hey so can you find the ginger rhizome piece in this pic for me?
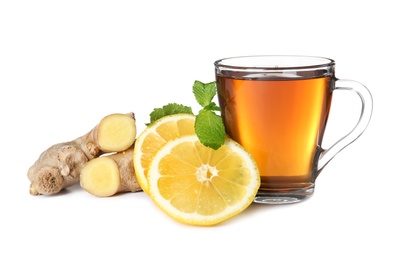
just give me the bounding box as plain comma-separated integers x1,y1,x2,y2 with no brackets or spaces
97,113,137,152
80,147,141,197
28,113,136,195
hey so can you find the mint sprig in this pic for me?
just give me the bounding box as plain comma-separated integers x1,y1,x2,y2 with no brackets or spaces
192,81,225,150
147,80,226,150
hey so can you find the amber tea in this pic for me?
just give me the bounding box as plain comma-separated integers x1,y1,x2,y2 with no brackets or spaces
214,55,373,204
217,76,332,193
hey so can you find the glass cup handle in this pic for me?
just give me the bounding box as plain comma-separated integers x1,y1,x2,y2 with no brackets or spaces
317,79,373,175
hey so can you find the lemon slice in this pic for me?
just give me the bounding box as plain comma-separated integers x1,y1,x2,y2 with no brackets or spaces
147,135,260,226
133,114,196,193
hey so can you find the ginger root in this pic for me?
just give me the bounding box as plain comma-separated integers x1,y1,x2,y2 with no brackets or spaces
80,147,141,197
97,113,137,153
28,113,136,195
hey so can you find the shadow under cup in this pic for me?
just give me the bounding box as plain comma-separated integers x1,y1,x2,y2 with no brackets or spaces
214,55,373,204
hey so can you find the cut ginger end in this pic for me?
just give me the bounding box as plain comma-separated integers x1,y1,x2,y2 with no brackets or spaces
80,157,121,197
98,113,137,152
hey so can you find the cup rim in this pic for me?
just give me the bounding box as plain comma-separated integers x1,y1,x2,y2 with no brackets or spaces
214,55,335,70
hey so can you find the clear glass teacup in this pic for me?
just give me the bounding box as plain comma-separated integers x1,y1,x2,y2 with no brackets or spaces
215,55,373,204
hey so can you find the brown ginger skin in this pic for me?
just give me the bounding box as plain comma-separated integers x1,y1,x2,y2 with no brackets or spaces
28,112,136,196
27,128,103,195
110,147,141,194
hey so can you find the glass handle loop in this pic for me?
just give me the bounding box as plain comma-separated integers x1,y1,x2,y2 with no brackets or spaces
317,79,373,175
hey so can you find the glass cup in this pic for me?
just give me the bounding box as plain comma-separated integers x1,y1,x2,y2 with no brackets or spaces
214,55,373,204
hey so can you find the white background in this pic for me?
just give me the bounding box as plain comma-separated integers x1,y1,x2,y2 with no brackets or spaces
1,1,397,259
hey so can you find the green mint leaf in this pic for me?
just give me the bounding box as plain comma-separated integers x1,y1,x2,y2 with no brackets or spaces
147,80,226,150
203,102,221,112
147,103,193,125
195,109,225,150
193,80,217,108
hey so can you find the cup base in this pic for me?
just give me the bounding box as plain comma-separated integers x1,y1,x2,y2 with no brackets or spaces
254,185,314,204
